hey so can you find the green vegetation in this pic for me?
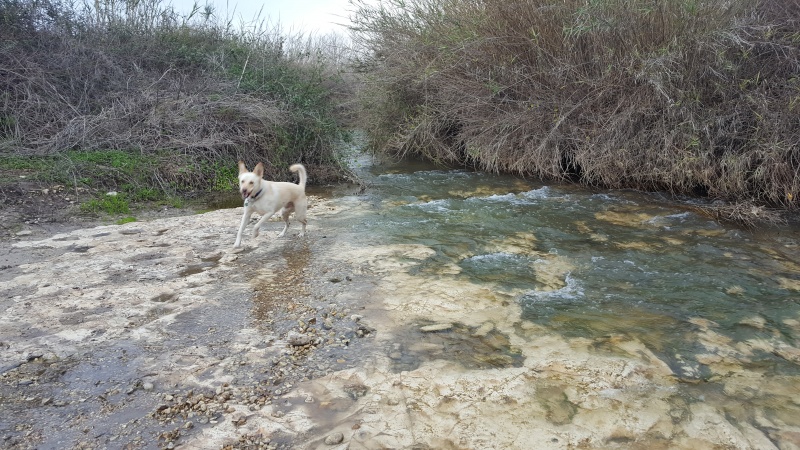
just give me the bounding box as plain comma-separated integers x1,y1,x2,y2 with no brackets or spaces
116,217,138,225
0,0,356,217
351,0,800,224
81,193,131,215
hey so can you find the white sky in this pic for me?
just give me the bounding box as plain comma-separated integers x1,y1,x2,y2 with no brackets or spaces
168,0,363,36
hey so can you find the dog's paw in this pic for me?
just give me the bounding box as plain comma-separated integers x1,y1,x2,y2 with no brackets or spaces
252,229,260,238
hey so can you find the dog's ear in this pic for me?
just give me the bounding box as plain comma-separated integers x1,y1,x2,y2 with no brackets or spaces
238,161,248,174
253,162,264,178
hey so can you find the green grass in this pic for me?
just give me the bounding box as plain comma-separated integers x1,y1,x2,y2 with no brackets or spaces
116,216,137,225
0,155,56,181
81,193,131,214
2,148,236,219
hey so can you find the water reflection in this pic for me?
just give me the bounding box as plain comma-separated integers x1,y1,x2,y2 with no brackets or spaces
251,240,312,323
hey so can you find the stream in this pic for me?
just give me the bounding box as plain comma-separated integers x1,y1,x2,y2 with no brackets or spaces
294,155,800,448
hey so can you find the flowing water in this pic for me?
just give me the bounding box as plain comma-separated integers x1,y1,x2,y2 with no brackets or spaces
297,155,800,448
348,157,799,371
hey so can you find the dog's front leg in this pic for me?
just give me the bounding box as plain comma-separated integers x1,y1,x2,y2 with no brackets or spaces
234,208,253,248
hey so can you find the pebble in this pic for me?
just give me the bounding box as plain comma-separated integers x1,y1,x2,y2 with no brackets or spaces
288,332,312,346
324,432,344,445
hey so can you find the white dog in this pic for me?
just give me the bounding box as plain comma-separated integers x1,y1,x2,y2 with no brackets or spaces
234,161,307,248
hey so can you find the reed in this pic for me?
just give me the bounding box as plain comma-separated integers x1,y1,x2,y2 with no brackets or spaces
351,0,800,223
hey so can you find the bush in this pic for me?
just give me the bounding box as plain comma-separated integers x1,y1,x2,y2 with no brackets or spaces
0,0,356,197
352,0,800,217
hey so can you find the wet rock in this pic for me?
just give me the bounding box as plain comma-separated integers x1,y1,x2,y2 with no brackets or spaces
420,323,453,332
738,316,767,330
473,321,495,337
343,383,369,400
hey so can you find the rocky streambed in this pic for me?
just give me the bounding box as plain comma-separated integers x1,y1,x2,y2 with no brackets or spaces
2,188,800,449
0,198,380,449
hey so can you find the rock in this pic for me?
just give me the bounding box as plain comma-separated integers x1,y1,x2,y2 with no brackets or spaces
343,384,369,400
324,432,344,445
473,321,495,337
287,332,313,346
420,323,453,332
231,411,248,426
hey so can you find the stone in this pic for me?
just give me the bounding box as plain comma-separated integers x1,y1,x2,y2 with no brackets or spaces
324,432,344,445
287,332,312,346
420,323,453,332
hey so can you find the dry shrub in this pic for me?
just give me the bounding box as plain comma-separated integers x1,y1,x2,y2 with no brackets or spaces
0,0,354,190
352,0,800,222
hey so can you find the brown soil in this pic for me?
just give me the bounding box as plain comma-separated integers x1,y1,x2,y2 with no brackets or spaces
0,175,96,239
0,174,205,273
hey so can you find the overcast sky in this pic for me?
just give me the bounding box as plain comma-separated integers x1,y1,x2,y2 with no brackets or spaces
167,0,365,35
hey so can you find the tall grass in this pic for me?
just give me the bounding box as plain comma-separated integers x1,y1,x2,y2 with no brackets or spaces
0,0,355,196
351,0,800,223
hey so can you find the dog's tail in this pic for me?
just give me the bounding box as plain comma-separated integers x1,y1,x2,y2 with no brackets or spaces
290,163,307,188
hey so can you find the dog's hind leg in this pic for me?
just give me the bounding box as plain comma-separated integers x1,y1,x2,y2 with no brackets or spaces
295,200,307,237
277,206,293,237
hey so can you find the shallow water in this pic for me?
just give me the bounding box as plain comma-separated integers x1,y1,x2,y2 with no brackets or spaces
310,157,800,441
345,158,799,371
